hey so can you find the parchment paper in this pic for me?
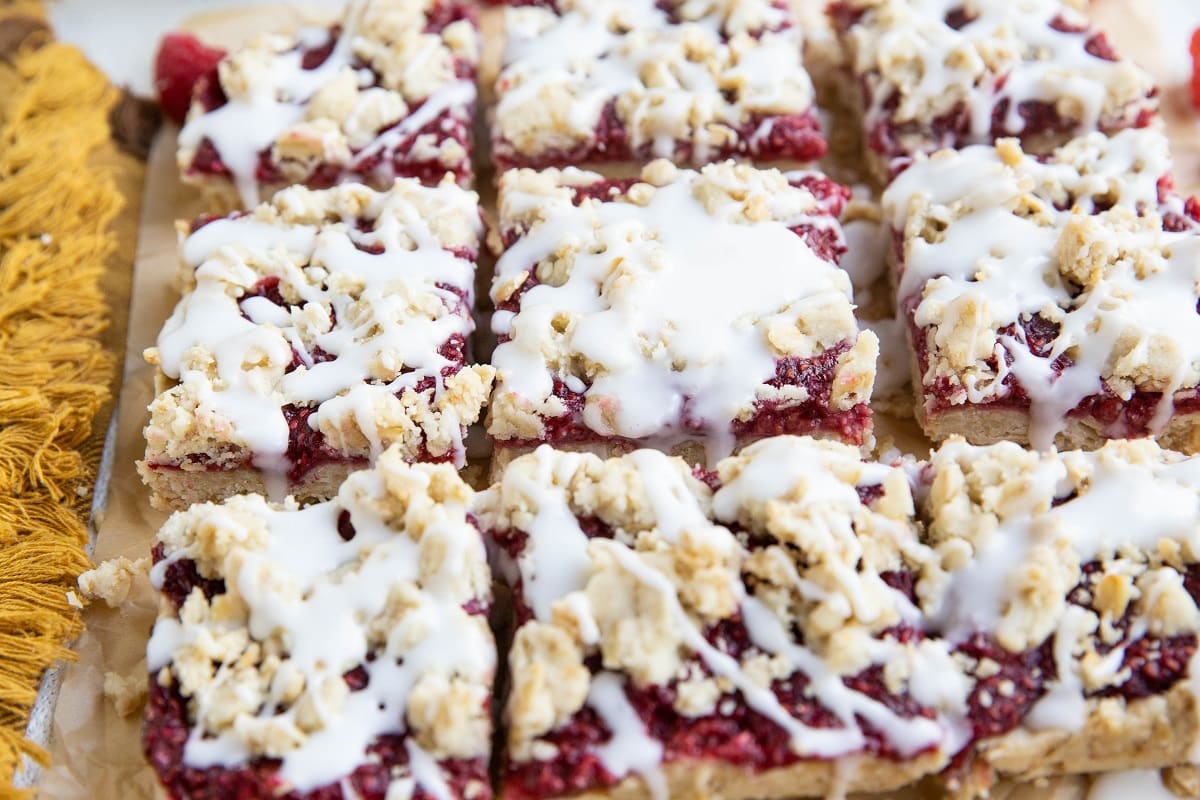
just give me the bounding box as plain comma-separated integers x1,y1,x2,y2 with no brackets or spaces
35,2,1200,797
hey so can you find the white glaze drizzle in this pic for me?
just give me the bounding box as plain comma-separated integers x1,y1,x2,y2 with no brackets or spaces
495,0,813,162
587,673,668,800
147,460,494,794
490,163,866,461
153,181,483,488
845,0,1155,155
882,129,1200,448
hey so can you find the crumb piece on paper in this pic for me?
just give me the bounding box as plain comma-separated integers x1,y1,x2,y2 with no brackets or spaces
104,669,148,718
78,556,151,608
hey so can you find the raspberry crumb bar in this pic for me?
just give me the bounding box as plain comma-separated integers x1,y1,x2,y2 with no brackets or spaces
487,159,878,464
491,0,826,173
829,0,1157,182
477,439,957,799
177,0,478,210
477,436,1200,799
881,130,1200,452
139,180,495,511
143,450,495,800
919,438,1200,794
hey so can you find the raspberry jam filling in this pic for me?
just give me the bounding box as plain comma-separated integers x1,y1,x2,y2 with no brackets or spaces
492,104,826,173
145,683,490,800
189,107,474,188
185,3,477,188
905,296,1200,436
501,624,934,800
492,339,870,450
492,455,1200,800
145,543,492,800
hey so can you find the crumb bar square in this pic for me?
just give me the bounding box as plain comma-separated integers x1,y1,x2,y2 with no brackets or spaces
178,0,479,210
487,159,877,464
491,0,826,173
881,130,1200,451
143,452,496,800
829,0,1157,182
477,439,955,800
138,180,495,511
918,438,1200,792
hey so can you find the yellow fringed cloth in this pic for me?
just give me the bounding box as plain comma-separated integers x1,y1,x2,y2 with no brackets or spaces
0,3,127,794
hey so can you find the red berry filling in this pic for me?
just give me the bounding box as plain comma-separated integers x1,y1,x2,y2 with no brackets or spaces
501,625,935,800
906,296,1200,436
154,32,227,126
1191,29,1200,109
493,104,826,173
491,335,869,450
151,543,225,610
943,561,1200,776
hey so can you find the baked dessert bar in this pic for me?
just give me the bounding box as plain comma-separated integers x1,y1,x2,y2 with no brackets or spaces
143,449,496,800
490,0,826,174
138,180,495,511
476,436,1200,799
829,0,1157,183
881,130,1200,452
477,438,958,799
487,159,878,465
177,0,478,210
919,438,1200,794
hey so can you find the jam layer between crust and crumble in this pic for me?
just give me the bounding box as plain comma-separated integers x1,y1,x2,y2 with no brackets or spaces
146,243,475,484
144,541,493,800
488,497,1200,800
492,174,871,450
491,105,827,174
904,305,1200,438
897,177,1200,438
184,0,477,189
829,3,1156,173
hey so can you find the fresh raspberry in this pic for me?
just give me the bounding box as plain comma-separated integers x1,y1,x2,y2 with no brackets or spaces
1191,28,1200,109
154,32,226,125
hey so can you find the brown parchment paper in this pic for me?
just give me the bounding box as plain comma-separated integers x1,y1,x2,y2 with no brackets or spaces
35,2,1200,798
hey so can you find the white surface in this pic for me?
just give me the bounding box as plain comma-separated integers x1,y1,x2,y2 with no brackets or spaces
47,0,345,95
1155,0,1200,83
